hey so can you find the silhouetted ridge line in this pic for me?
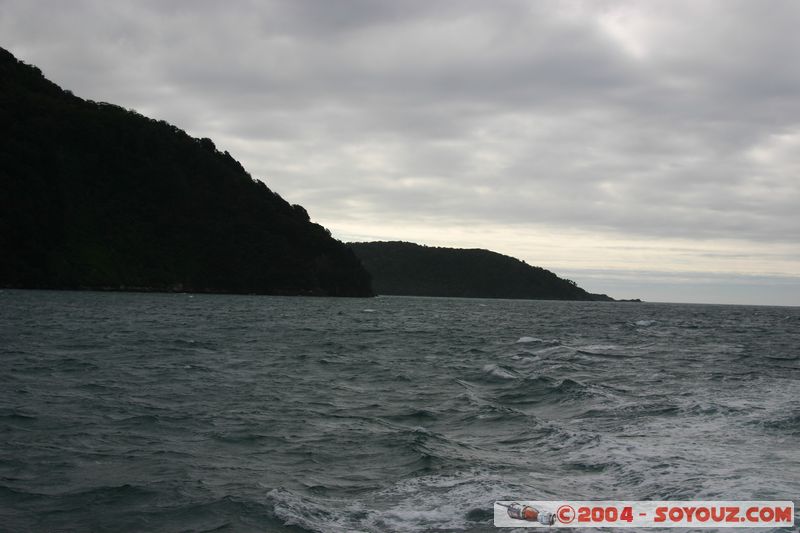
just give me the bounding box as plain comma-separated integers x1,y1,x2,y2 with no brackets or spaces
349,241,614,301
0,46,372,296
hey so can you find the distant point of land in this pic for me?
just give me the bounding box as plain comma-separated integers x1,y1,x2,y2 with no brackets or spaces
349,241,620,301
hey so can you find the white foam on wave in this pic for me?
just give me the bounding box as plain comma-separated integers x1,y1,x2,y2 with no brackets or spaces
531,345,573,357
370,473,540,531
511,354,539,364
578,344,619,354
269,471,527,532
634,319,655,327
268,488,368,533
481,364,517,380
517,336,561,347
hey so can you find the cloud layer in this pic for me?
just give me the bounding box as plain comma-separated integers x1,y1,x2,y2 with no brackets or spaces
2,0,799,303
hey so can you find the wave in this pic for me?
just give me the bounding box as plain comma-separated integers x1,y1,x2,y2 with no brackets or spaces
2,485,308,532
576,344,635,359
0,409,37,422
267,471,521,533
383,408,439,422
493,376,599,406
749,410,800,435
480,364,517,380
516,336,560,345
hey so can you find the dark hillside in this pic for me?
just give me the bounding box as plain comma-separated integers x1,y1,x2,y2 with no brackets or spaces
0,47,371,296
350,241,612,301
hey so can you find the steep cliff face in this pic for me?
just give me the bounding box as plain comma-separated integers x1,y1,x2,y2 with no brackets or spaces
350,241,613,301
0,47,372,296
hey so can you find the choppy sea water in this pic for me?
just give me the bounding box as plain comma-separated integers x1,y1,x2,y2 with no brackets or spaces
0,290,798,532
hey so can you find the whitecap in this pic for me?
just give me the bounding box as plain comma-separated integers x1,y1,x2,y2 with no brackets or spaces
482,364,517,380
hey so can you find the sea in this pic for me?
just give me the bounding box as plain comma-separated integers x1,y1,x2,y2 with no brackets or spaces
1,290,798,532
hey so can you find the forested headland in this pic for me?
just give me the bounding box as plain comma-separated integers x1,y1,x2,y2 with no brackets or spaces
350,241,614,301
0,47,372,296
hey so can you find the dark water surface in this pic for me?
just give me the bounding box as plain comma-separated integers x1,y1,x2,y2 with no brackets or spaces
1,290,798,532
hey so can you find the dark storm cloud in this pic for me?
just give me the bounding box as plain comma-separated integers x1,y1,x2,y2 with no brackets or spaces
2,0,800,247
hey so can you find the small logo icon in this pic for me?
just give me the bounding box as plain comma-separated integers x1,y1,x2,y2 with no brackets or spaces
557,504,576,524
498,502,556,525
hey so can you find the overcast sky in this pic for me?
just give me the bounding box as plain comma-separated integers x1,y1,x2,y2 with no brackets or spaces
3,0,799,305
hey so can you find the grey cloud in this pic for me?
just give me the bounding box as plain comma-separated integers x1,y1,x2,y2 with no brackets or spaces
2,0,800,246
